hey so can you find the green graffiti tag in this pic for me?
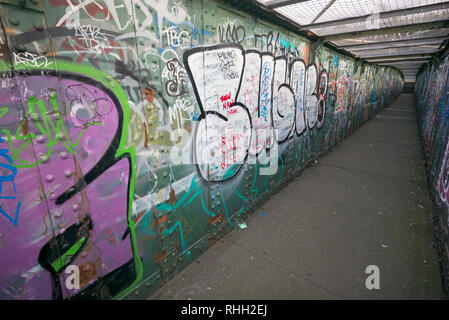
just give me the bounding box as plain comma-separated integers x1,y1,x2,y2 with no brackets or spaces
0,93,102,168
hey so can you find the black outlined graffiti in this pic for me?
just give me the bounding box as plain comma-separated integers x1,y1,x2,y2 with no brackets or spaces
0,70,139,300
218,24,246,44
183,43,328,182
162,58,188,97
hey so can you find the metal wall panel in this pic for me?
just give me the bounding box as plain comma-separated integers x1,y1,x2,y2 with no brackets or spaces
0,0,403,299
415,52,449,295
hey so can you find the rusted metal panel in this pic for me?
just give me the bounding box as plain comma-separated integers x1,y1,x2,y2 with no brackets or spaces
0,0,403,299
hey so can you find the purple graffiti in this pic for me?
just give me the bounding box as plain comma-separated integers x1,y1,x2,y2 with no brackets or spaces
0,72,135,300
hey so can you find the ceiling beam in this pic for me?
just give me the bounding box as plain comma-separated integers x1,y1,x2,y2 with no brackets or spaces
367,56,432,61
369,61,429,66
346,40,445,52
309,0,337,25
267,0,310,9
379,60,428,66
399,68,422,70
323,20,449,42
349,43,440,53
357,48,438,58
339,35,449,50
381,66,424,69
301,1,449,30
366,56,432,63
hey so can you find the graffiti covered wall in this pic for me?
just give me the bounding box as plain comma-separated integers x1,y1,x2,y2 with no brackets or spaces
0,0,403,299
415,50,449,295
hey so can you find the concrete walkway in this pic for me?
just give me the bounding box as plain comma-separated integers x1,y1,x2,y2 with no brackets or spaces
148,94,444,300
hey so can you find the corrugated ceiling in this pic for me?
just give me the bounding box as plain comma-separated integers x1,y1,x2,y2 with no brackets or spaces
253,0,449,82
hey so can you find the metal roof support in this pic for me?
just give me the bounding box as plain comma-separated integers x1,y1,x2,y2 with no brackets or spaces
267,0,311,9
323,20,449,42
359,52,437,59
309,0,337,25
379,60,429,66
351,43,440,54
368,60,430,65
226,0,358,58
437,39,449,57
431,55,443,68
347,43,443,52
340,36,449,50
417,63,431,77
353,58,363,74
300,1,449,30
366,55,433,63
309,37,325,64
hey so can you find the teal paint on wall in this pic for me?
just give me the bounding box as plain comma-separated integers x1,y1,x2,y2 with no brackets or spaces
0,0,403,299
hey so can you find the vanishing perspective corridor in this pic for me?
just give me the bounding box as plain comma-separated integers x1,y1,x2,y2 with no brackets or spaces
1,0,449,301
149,94,444,299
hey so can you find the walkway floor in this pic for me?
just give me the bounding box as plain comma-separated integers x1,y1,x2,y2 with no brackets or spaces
148,94,444,300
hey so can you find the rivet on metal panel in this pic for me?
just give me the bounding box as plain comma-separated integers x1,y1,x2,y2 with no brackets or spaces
33,21,42,29
8,16,19,26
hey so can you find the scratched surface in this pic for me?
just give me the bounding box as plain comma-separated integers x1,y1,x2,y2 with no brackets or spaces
415,51,449,296
0,0,403,299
